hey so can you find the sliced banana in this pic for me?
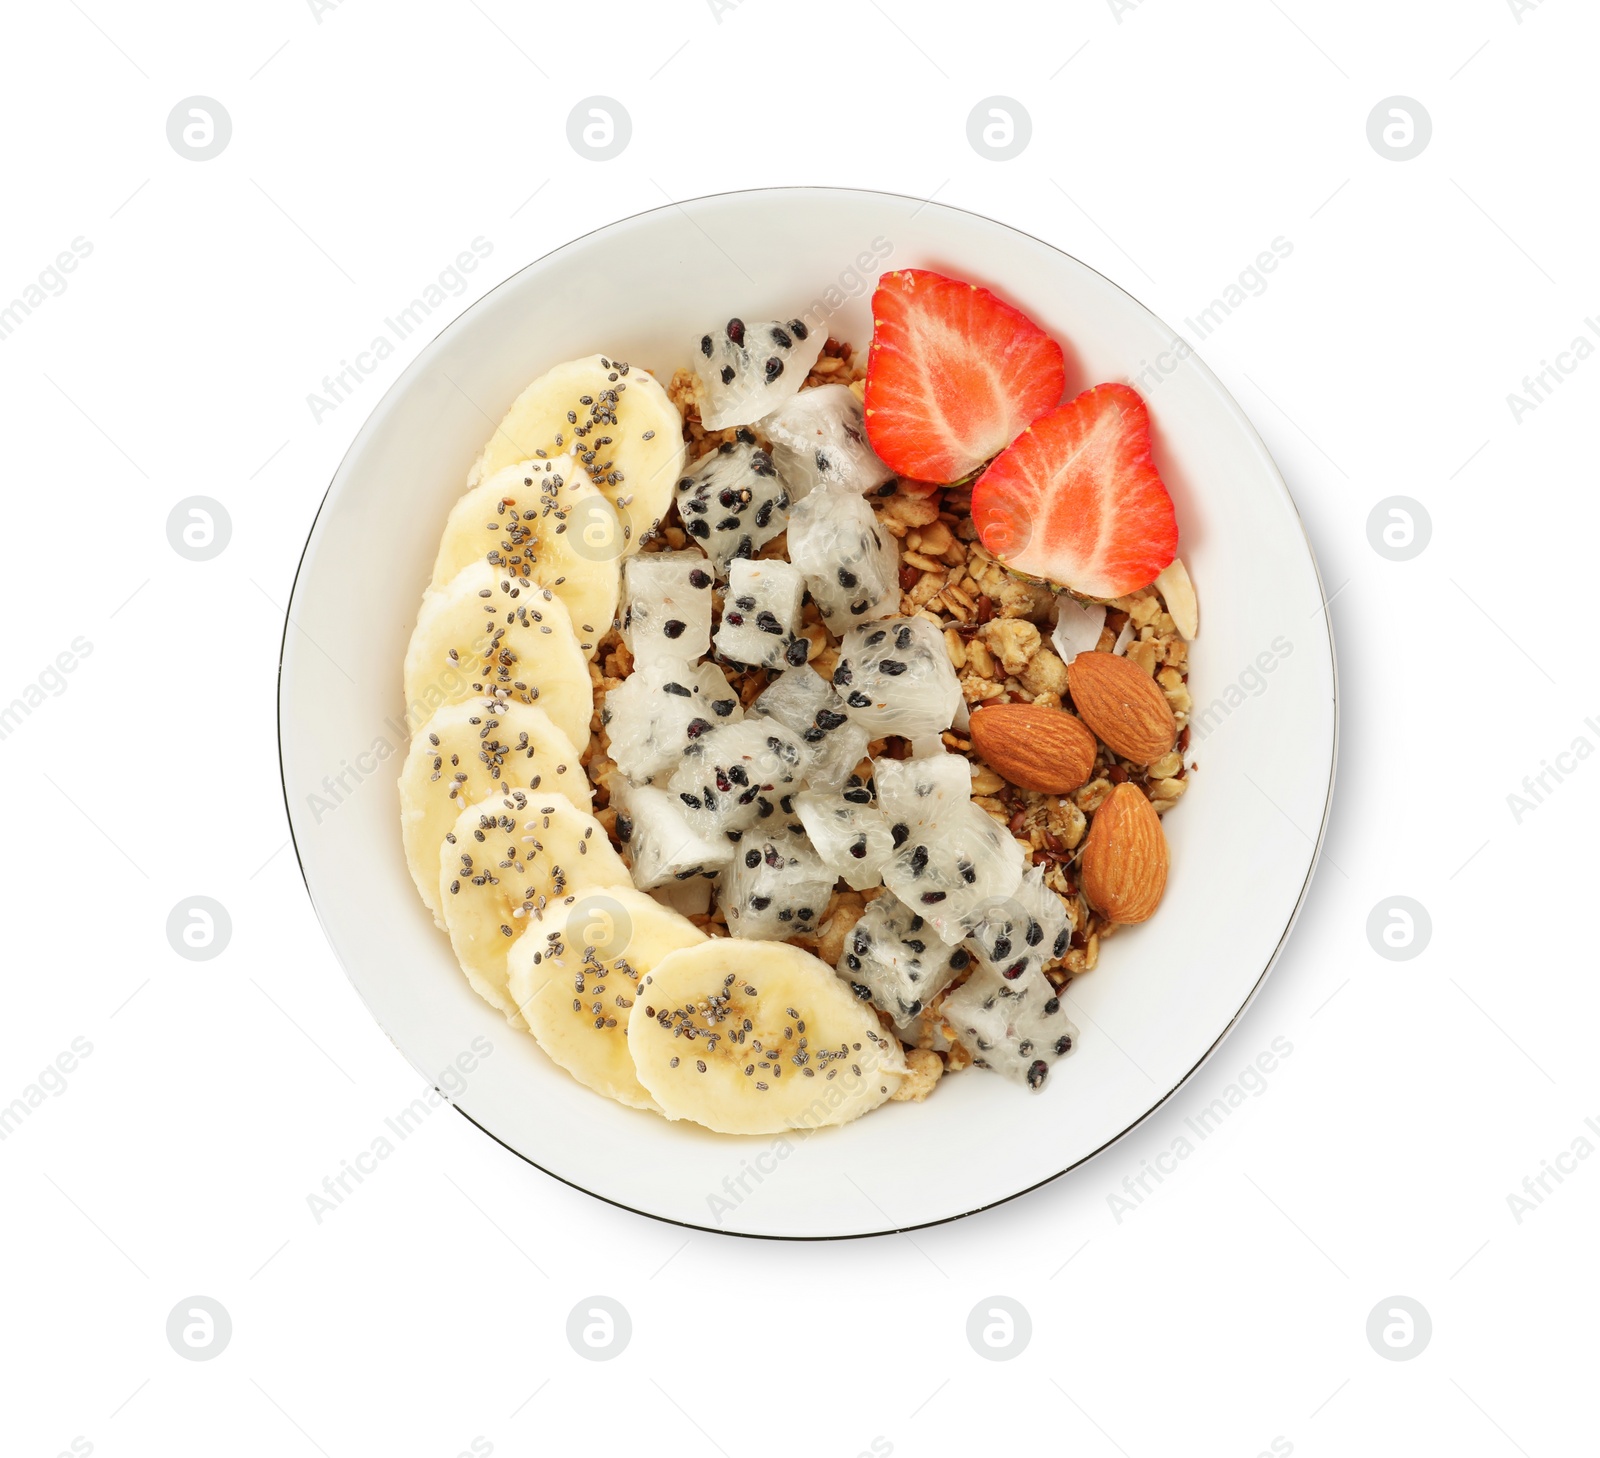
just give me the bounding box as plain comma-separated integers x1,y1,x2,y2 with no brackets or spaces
437,789,629,1025
429,456,621,660
467,355,685,556
508,885,705,1110
403,560,593,754
398,699,590,924
628,940,906,1135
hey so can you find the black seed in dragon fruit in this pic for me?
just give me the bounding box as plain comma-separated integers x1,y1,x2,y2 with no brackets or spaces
674,431,792,578
786,486,899,631
942,962,1079,1091
758,382,894,497
602,657,742,785
751,665,871,793
794,788,894,892
666,719,807,842
832,617,962,739
622,549,714,660
613,782,733,888
835,892,973,1028
881,798,1025,946
717,828,835,941
967,865,1071,982
712,558,809,670
693,316,826,430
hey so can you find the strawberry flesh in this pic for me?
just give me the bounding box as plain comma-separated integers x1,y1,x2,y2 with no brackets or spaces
970,383,1178,600
865,269,1065,483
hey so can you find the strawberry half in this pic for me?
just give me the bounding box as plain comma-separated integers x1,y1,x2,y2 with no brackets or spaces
970,383,1178,599
864,268,1066,483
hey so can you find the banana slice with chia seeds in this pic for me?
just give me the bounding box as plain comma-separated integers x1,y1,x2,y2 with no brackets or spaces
438,789,629,1026
403,560,594,754
628,939,906,1135
398,699,590,924
507,885,705,1111
430,456,621,660
467,355,684,556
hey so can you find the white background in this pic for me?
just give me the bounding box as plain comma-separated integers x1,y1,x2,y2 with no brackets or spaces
1,1,1594,1454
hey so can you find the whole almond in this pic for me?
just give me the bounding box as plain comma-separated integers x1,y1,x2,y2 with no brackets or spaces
1081,782,1168,924
1066,651,1177,765
968,702,1098,793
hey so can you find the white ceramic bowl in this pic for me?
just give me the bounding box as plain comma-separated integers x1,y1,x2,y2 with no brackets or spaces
278,187,1336,1239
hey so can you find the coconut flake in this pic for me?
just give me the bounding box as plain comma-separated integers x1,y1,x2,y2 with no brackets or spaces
1052,594,1107,664
1154,558,1199,640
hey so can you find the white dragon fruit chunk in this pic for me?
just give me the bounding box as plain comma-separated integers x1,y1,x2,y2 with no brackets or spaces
967,865,1071,984
942,963,1079,1091
614,783,733,888
881,798,1025,946
693,316,826,430
832,617,961,740
602,657,743,785
758,383,894,497
666,719,807,843
794,789,894,892
713,558,809,670
649,875,712,918
623,550,714,659
675,431,791,577
786,486,899,631
1051,593,1108,664
835,893,974,1028
874,751,973,843
752,666,870,793
717,829,835,941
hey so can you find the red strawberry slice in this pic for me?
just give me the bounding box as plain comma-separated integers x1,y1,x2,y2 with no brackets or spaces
865,269,1066,483
970,383,1178,599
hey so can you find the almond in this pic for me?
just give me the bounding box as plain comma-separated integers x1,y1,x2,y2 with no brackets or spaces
968,702,1097,793
1080,782,1168,924
1065,651,1177,765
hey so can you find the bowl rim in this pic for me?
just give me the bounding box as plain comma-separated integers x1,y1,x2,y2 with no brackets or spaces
275,183,1340,1240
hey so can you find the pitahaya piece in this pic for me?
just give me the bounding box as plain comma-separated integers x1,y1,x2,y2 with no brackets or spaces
751,666,870,793
623,550,714,659
942,963,1079,1091
786,486,899,631
836,893,973,1027
873,751,973,841
794,789,893,891
717,828,835,940
713,557,809,670
675,431,791,577
614,782,732,888
967,865,1071,983
881,799,1025,945
667,719,807,842
602,657,742,784
649,874,712,918
693,317,826,430
759,383,894,496
832,617,961,739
